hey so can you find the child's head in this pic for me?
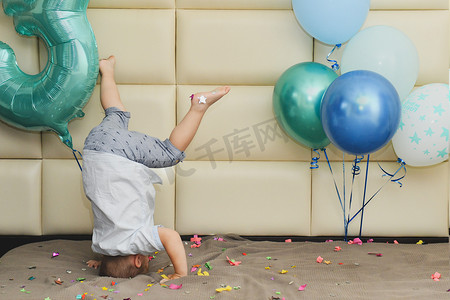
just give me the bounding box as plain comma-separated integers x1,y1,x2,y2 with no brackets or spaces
99,254,149,278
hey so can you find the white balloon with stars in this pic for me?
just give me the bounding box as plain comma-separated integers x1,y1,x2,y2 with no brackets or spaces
392,83,450,167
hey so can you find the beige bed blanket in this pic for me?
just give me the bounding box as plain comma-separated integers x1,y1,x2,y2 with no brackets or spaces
0,235,448,299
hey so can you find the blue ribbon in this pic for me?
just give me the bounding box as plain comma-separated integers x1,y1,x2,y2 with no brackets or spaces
378,158,406,187
349,158,407,225
323,148,348,240
359,155,370,238
310,149,321,169
65,139,83,171
352,155,364,175
72,149,83,172
347,155,364,239
326,44,341,71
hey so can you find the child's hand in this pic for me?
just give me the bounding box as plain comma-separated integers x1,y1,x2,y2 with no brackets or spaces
160,273,186,283
87,259,101,269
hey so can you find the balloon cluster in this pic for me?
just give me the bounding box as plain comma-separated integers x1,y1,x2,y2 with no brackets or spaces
274,0,449,167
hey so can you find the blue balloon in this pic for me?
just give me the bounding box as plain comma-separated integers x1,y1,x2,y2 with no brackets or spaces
292,0,370,45
321,70,401,155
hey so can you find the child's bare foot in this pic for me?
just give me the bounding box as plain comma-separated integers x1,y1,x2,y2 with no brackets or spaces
160,273,186,284
99,55,116,76
190,86,230,112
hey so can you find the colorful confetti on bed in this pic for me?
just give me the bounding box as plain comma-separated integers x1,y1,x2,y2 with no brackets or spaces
0,235,447,299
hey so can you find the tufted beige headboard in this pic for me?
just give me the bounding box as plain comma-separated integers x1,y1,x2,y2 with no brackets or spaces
0,0,448,239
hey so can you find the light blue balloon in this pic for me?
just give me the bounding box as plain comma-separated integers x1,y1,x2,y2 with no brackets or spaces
0,0,99,149
292,0,370,45
341,25,419,102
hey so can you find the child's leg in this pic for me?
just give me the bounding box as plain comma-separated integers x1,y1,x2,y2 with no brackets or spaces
158,227,188,282
99,55,126,112
169,86,230,151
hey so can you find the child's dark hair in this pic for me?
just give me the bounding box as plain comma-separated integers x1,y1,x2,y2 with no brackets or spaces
99,255,146,278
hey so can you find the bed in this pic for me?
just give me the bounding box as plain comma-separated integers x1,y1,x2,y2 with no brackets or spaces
0,235,448,299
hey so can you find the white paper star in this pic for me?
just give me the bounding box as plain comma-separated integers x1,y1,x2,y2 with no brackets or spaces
198,95,207,104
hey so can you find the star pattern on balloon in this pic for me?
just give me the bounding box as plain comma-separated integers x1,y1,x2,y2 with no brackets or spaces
416,93,428,101
437,147,448,158
433,104,445,116
440,127,449,141
409,132,421,144
424,128,434,137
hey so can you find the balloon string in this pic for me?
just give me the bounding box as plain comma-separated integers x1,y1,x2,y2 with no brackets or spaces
326,44,341,71
352,155,364,175
65,140,83,172
359,154,370,238
323,148,348,240
347,155,363,239
378,158,407,187
72,149,83,172
310,149,321,169
342,152,347,239
348,159,406,224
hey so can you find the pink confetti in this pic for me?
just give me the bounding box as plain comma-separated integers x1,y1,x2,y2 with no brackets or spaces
334,246,342,252
348,238,362,245
353,238,363,245
137,293,143,296
394,240,399,244
190,266,198,273
190,235,202,248
367,239,374,243
316,256,323,263
325,240,333,242
298,284,307,291
169,284,183,290
431,272,441,281
368,252,383,257
226,256,241,266
271,277,274,280
190,235,202,244
285,239,292,243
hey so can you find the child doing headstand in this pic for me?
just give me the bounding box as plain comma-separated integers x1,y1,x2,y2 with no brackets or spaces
83,56,230,280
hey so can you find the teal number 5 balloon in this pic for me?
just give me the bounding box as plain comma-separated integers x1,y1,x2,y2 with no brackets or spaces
0,0,99,149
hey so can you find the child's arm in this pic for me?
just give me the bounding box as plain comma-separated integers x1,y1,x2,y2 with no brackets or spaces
158,227,187,282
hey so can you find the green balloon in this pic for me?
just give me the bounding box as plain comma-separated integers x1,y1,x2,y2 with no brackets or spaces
273,62,337,149
0,0,99,149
